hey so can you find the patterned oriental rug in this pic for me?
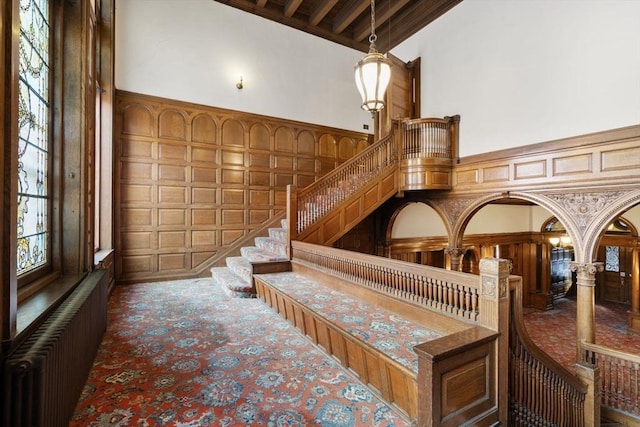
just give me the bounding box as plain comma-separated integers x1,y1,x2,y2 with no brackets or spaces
522,296,640,371
71,279,412,427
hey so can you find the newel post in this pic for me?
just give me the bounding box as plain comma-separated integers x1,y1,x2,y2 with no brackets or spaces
478,257,511,424
445,114,460,163
286,185,297,260
574,362,601,426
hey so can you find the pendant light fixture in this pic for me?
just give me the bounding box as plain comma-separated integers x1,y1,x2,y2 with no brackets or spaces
354,0,391,113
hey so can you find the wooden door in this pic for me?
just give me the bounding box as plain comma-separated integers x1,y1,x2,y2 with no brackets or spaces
376,54,420,140
598,245,632,303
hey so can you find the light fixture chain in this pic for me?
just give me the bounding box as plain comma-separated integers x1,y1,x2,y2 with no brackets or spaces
369,0,377,47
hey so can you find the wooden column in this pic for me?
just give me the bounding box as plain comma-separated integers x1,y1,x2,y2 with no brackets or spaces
629,247,640,334
444,247,464,272
570,262,604,363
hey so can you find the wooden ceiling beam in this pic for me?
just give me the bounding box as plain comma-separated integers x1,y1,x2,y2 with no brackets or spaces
284,0,303,18
212,0,462,53
309,0,339,26
375,0,462,52
332,0,369,35
352,0,410,43
213,0,369,51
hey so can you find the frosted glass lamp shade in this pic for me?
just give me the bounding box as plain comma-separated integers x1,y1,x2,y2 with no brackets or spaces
354,52,391,113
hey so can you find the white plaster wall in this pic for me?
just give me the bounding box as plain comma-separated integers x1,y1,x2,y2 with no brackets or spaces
392,0,640,157
115,0,373,133
391,203,447,238
465,205,536,235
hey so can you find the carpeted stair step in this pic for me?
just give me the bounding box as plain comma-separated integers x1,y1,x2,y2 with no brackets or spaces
268,227,287,242
240,246,284,262
212,217,291,299
254,236,288,258
225,256,253,284
210,266,255,298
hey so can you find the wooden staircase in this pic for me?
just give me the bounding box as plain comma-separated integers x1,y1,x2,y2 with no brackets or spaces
289,115,460,247
210,219,290,298
211,115,461,297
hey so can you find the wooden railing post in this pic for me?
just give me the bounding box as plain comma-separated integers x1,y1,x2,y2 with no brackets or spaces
445,114,460,163
574,361,601,426
286,185,297,259
478,257,511,424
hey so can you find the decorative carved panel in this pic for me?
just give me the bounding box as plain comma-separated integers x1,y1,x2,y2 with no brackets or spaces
115,91,371,283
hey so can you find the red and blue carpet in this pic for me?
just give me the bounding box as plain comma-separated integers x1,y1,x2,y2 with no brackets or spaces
522,297,640,371
71,278,411,426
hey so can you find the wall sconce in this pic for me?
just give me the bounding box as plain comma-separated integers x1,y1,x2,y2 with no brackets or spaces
236,76,243,90
560,236,572,246
549,237,560,247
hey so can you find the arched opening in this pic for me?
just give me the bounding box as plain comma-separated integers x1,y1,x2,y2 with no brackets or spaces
541,216,576,301
595,215,638,305
524,209,640,370
386,202,448,267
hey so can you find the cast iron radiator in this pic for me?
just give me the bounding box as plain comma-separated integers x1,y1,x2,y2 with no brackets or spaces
3,269,108,427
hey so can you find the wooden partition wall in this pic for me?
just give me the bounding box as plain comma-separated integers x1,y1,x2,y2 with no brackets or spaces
114,91,371,284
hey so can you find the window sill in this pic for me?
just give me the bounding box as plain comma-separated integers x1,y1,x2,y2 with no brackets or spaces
16,273,86,341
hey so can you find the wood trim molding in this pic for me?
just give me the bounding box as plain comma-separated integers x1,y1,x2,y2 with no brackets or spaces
453,125,640,194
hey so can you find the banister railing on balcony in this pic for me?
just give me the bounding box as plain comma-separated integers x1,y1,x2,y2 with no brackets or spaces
397,115,460,191
400,116,457,160
582,341,640,422
292,240,480,323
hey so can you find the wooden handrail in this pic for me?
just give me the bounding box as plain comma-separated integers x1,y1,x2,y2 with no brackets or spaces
293,131,397,235
291,240,480,323
508,279,590,426
288,115,459,239
582,341,640,417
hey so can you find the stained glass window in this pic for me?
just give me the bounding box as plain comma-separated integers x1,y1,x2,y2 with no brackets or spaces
605,246,619,272
17,0,50,276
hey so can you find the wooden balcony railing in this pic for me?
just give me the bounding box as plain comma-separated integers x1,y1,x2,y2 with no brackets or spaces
291,240,480,323
397,115,460,191
400,116,458,160
582,341,640,423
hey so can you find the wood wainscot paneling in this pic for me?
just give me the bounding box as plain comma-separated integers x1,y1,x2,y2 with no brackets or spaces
453,125,640,193
115,91,371,283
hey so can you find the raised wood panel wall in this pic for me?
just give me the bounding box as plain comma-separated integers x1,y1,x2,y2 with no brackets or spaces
115,91,371,283
453,126,640,193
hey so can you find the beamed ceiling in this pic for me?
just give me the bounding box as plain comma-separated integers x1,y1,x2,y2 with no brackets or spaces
213,0,463,52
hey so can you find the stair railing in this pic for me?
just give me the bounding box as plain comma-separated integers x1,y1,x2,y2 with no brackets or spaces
508,280,599,426
287,116,460,239
290,129,398,237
